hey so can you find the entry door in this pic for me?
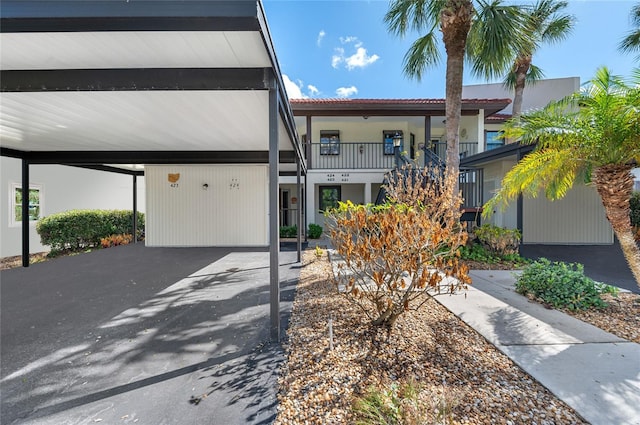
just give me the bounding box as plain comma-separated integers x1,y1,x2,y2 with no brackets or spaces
280,189,289,226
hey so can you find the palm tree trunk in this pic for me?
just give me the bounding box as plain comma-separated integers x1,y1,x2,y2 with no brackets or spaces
594,164,640,288
441,0,473,184
511,55,531,119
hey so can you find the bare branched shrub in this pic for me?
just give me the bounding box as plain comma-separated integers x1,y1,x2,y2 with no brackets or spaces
326,165,470,329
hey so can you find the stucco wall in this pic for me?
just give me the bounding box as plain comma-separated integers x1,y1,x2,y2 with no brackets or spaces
462,77,580,115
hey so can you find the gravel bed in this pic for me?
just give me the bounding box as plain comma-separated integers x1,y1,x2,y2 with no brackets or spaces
558,292,640,344
275,250,588,424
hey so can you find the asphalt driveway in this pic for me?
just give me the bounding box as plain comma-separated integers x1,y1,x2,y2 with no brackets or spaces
1,244,299,425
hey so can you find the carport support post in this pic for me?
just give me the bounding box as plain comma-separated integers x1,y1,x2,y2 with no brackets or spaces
296,157,302,262
304,173,308,243
21,159,30,267
268,77,280,341
132,174,138,243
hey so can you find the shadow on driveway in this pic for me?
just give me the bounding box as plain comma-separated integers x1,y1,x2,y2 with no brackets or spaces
1,244,299,425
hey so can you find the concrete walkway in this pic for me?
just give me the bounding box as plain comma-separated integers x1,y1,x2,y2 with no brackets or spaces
438,270,640,425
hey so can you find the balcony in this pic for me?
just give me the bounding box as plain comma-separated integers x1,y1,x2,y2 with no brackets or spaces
308,141,479,170
309,142,396,169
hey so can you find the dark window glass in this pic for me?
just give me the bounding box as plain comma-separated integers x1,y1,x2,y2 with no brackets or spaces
320,131,340,155
486,131,504,151
383,131,403,155
319,186,341,212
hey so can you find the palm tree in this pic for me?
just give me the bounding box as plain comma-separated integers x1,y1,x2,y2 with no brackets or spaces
484,67,640,287
505,0,574,118
619,2,640,60
385,0,531,178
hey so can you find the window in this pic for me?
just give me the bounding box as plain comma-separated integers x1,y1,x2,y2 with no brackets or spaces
319,186,341,212
383,130,403,155
486,130,504,151
320,130,340,155
10,183,42,226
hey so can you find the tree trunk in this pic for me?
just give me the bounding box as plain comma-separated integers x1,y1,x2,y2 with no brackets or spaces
372,307,400,330
593,164,640,288
511,55,531,119
441,0,473,185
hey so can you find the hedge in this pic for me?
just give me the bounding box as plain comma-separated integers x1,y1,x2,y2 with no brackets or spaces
36,209,144,252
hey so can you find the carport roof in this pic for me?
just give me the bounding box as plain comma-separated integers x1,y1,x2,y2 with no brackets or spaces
0,0,304,170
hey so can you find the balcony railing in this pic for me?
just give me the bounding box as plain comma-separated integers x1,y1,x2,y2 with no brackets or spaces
460,167,483,209
310,142,398,169
429,141,479,159
309,141,480,170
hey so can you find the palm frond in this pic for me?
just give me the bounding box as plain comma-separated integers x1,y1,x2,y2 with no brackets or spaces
468,0,532,79
540,14,574,43
384,0,443,37
483,148,578,216
403,33,441,81
502,100,579,145
619,2,640,55
525,64,545,84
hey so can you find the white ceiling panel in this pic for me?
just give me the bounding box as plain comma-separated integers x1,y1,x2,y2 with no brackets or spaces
0,90,272,151
0,31,271,70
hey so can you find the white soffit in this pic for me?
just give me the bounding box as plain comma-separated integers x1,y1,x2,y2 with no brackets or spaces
0,91,271,151
0,31,271,70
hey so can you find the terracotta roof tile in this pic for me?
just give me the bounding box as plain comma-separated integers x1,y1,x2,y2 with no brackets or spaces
486,113,512,121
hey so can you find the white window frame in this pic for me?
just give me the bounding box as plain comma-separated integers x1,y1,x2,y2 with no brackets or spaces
9,182,43,227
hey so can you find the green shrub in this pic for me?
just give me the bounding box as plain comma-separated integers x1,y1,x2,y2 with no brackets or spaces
459,243,500,263
630,191,640,227
516,258,618,310
308,223,323,239
459,242,529,266
36,209,144,253
279,225,298,238
474,224,521,256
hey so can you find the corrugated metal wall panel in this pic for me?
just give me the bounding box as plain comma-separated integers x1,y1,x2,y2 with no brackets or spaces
523,183,613,244
145,165,268,247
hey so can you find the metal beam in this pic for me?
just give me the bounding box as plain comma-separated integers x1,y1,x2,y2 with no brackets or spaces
424,116,431,167
268,74,280,342
65,164,144,176
21,159,30,267
2,148,299,165
1,68,269,92
1,16,260,33
1,1,261,32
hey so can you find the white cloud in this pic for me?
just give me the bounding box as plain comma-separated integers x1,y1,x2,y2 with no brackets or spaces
345,47,380,70
331,37,380,71
317,30,326,46
331,47,344,69
335,86,358,98
282,74,307,99
340,36,358,44
308,85,319,96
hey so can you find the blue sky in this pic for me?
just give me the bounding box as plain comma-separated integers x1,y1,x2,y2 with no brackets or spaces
263,0,639,99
